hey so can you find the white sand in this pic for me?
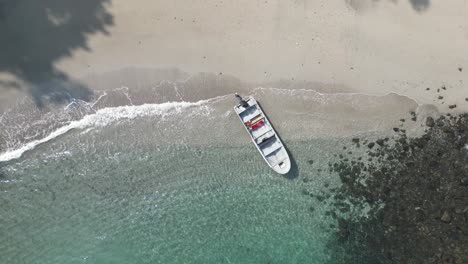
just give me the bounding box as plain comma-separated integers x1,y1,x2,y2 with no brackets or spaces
52,0,468,109
0,0,466,111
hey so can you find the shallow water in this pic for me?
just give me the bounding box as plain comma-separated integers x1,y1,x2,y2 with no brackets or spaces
1,138,342,263
0,85,423,263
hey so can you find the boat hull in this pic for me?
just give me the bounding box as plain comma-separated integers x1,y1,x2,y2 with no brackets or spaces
234,96,291,174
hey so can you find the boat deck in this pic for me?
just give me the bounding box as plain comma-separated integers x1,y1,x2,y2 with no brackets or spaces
261,140,282,157
234,96,291,174
238,104,272,139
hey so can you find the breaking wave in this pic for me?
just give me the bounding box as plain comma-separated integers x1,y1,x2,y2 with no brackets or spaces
0,96,226,162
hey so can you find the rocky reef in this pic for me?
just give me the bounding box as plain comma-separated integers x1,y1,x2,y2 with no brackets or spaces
326,113,468,263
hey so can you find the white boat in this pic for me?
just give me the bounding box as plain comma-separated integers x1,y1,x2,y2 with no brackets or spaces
234,94,291,174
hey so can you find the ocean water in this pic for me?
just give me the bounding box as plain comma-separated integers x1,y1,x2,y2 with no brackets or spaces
0,86,422,263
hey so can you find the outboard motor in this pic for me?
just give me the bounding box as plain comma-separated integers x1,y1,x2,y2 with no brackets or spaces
235,93,249,107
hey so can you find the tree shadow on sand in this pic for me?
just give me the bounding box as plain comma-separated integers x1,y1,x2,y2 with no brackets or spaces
408,0,430,12
346,0,430,13
0,0,114,107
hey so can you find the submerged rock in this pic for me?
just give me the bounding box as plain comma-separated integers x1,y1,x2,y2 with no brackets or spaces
376,139,385,147
441,210,452,223
426,117,435,127
325,113,468,264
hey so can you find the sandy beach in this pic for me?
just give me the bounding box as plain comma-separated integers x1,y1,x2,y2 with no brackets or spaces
1,0,467,110
60,0,468,106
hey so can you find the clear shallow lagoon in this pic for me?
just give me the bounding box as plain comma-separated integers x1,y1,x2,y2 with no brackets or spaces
0,87,419,263
1,141,339,263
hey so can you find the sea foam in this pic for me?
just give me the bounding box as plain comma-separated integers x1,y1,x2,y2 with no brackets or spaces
0,99,218,162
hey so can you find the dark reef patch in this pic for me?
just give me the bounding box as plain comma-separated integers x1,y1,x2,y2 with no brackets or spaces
325,114,468,264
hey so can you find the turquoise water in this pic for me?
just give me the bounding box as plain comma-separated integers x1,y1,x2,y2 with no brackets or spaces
0,87,418,263
1,122,344,263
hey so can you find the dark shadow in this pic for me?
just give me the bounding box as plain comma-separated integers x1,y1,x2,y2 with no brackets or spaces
0,0,114,107
282,144,299,180
408,0,430,12
345,0,430,13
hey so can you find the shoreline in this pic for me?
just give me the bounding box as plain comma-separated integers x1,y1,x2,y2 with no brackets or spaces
0,81,426,161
